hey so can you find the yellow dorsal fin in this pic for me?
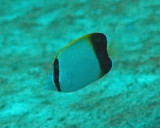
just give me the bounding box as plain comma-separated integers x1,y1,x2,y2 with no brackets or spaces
55,33,91,59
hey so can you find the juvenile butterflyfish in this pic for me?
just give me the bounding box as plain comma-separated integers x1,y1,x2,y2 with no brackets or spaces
44,33,112,92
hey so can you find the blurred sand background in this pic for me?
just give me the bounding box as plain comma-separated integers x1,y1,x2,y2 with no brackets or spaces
0,0,160,128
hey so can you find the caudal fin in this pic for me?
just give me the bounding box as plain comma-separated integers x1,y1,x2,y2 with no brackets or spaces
107,29,126,64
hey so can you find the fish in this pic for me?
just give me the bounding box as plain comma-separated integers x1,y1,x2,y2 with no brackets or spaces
44,33,112,92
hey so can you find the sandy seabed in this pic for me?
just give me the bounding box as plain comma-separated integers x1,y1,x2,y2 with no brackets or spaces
0,0,160,128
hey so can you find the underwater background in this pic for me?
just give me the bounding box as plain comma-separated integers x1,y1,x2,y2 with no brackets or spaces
0,0,160,128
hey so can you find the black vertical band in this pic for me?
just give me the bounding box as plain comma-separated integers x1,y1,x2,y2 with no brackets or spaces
90,33,112,76
53,59,61,92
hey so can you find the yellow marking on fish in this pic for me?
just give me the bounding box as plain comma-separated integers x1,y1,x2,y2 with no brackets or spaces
55,34,92,59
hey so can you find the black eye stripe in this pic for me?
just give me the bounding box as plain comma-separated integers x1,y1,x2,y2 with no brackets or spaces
53,59,61,92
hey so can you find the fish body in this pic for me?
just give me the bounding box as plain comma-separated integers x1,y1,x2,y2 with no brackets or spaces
44,33,112,92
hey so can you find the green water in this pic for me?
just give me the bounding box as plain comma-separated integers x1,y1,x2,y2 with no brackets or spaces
0,0,160,128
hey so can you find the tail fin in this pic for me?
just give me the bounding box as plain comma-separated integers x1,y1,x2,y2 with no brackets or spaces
107,28,126,66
